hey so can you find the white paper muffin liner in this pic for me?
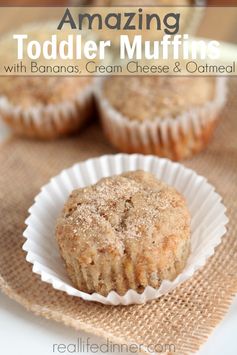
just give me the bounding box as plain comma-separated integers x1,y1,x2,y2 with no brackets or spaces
95,77,228,160
23,154,228,305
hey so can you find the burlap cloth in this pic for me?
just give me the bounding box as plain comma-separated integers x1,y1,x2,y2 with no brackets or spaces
0,79,237,355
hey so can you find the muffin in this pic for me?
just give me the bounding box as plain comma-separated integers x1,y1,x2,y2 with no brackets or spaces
0,76,94,139
95,76,227,160
0,22,96,139
56,170,191,296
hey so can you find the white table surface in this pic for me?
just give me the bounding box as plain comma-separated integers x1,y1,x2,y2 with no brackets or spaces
0,120,236,355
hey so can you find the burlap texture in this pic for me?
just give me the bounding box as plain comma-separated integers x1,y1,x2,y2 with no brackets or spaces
0,79,237,355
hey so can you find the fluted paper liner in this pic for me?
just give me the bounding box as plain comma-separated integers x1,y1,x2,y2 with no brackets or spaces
23,154,228,305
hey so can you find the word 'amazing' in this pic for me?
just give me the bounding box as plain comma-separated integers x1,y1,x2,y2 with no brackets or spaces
57,8,180,35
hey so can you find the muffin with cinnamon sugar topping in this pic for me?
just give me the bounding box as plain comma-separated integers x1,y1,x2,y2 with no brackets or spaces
95,76,227,160
0,21,95,139
0,76,94,139
56,170,191,296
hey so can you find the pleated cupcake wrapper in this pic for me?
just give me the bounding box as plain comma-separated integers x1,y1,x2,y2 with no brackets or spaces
23,154,228,305
0,83,94,139
95,78,228,159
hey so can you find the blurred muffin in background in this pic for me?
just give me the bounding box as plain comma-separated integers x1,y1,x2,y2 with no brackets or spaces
95,76,227,161
0,21,97,140
0,76,94,139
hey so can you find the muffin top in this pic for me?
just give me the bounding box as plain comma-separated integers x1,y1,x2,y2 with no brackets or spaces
0,77,92,108
102,77,215,121
56,170,190,264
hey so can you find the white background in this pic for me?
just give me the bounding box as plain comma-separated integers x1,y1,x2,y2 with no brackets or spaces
0,121,236,355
